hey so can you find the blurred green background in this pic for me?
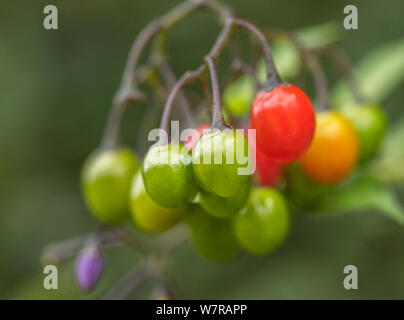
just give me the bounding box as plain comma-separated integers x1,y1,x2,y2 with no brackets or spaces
1,0,404,299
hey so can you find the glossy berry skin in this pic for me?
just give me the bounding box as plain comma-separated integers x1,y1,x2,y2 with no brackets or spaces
300,111,359,185
81,148,138,224
184,123,210,151
199,176,251,219
192,128,251,198
247,128,283,186
142,143,197,208
223,75,255,117
232,188,290,255
130,171,186,233
342,103,387,162
186,205,240,262
250,84,316,163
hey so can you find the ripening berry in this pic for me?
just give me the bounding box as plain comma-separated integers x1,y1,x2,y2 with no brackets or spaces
300,111,359,184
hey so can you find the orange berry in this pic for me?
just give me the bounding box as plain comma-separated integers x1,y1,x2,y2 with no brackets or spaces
300,111,358,185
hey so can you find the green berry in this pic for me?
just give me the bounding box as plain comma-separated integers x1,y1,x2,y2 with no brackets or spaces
130,171,186,233
199,176,251,218
232,188,290,255
81,148,138,224
186,206,240,262
223,75,255,117
342,103,387,162
192,128,251,198
142,143,197,208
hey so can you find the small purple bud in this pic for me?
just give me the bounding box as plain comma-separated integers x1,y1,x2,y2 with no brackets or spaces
75,246,103,292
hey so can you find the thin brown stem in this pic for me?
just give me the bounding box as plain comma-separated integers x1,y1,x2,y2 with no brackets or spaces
232,18,281,89
40,228,125,265
160,16,281,132
160,19,233,133
103,265,149,300
116,0,206,104
206,57,225,128
266,28,329,109
101,0,207,149
158,60,195,127
160,66,206,133
103,0,280,147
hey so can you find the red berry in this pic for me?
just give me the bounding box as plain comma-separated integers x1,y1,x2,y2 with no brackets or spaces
256,148,283,186
250,84,316,163
184,123,210,151
248,129,283,186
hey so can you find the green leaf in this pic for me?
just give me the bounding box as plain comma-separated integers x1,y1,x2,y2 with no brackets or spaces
313,172,404,226
332,38,404,107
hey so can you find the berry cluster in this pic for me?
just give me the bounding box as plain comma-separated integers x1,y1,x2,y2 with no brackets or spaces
43,0,389,297
82,82,302,261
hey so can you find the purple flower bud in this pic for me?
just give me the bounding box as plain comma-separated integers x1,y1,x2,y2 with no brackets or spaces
75,246,103,292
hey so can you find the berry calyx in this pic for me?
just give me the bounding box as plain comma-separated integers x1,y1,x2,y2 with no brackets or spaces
300,111,359,185
250,84,316,163
130,171,186,233
81,148,138,224
192,128,251,198
232,188,290,255
142,142,197,208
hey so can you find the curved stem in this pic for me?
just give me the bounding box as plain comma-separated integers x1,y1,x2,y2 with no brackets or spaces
40,228,126,265
160,19,233,133
158,60,195,127
102,0,280,147
103,265,149,300
100,103,128,149
266,28,329,109
101,0,207,149
116,0,205,104
160,16,281,132
232,18,281,90
160,66,206,134
206,57,225,128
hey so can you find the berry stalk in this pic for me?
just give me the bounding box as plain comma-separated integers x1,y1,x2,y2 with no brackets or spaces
266,28,330,109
